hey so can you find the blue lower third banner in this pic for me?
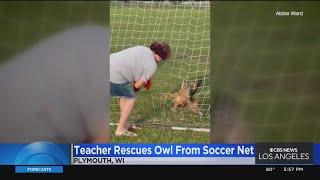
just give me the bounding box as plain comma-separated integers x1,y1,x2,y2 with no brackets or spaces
314,144,320,165
0,142,71,165
72,144,256,165
2,143,320,165
15,166,63,173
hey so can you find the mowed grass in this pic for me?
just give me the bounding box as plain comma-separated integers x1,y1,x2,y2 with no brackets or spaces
213,2,320,141
109,125,210,143
0,1,106,64
110,3,211,143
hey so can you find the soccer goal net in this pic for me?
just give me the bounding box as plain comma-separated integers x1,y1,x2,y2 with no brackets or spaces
110,1,210,129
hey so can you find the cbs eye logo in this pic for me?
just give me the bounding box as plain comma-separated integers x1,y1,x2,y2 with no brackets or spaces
15,142,69,165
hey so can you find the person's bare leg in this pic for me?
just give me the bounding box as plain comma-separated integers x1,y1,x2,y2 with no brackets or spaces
119,98,129,129
119,98,140,131
115,97,135,135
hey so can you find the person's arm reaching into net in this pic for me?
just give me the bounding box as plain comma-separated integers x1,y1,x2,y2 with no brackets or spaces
133,77,146,92
133,77,152,92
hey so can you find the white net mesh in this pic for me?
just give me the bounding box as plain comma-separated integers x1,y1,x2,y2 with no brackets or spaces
110,1,210,128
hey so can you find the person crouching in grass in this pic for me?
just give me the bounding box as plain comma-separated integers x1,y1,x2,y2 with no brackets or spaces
110,42,171,137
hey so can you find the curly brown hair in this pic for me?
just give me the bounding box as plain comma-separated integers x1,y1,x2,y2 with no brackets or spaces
150,42,171,60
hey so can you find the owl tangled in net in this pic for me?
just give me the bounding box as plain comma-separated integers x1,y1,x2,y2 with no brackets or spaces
162,79,203,116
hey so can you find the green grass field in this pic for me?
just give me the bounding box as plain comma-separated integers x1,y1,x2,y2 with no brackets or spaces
0,1,106,64
110,2,210,143
212,1,320,142
109,125,210,143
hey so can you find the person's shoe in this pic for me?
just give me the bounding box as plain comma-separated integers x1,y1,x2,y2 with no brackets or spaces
115,130,137,137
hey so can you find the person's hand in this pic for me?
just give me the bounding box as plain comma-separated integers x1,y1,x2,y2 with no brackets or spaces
144,79,152,90
133,82,140,92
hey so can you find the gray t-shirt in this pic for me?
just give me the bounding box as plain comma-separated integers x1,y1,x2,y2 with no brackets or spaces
110,46,157,84
0,25,109,143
